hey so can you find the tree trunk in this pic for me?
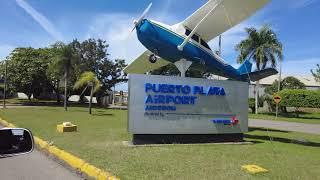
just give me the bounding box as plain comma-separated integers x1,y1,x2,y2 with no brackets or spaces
56,93,61,103
281,106,287,113
295,107,299,118
255,80,259,114
56,81,60,103
64,72,68,111
89,85,93,114
3,60,7,108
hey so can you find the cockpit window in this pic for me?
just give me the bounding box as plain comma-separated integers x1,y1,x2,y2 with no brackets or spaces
185,28,211,50
191,34,199,43
200,39,211,50
185,29,191,36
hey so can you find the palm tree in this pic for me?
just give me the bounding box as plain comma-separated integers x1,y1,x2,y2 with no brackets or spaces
235,25,283,114
50,42,75,111
74,71,101,114
61,45,74,111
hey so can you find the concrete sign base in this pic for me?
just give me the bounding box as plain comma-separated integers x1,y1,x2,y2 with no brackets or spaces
132,134,244,145
128,74,249,144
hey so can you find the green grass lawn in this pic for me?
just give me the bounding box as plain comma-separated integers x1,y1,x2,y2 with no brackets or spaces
1,107,320,179
249,111,320,124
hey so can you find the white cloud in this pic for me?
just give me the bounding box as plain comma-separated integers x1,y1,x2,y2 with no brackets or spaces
15,0,62,40
282,58,320,76
291,0,318,9
85,9,178,64
85,13,145,63
85,2,177,91
0,45,15,60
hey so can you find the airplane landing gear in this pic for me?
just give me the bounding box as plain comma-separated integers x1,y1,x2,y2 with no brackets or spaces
149,49,159,63
149,54,157,63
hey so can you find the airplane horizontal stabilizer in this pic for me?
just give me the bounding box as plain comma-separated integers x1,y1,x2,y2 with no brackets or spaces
241,68,278,82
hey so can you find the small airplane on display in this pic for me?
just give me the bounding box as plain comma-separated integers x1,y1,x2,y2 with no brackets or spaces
124,0,277,82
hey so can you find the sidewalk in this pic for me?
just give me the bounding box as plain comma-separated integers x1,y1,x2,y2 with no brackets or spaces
249,119,320,135
108,104,128,110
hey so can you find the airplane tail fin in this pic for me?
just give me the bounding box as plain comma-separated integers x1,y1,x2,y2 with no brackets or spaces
237,59,252,75
237,59,278,81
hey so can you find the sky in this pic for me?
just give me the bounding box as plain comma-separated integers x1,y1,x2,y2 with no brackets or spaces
0,0,320,90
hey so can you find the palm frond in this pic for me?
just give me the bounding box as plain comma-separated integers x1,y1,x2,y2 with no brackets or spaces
235,25,283,70
74,71,101,93
93,79,101,93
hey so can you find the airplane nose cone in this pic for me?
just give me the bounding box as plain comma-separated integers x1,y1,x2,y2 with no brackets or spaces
136,19,156,37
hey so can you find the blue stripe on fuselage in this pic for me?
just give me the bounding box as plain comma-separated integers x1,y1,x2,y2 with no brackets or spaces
136,19,242,80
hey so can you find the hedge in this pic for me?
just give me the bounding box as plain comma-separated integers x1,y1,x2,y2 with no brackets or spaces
277,89,320,108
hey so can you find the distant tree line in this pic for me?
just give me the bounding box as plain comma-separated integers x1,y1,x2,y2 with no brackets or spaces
2,38,127,106
248,75,320,115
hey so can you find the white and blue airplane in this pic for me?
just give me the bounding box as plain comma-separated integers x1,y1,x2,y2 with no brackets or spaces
124,0,277,81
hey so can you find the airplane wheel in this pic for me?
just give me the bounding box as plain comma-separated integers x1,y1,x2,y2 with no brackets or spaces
149,54,157,63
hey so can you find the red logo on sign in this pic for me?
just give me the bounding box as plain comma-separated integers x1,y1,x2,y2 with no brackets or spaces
231,116,239,125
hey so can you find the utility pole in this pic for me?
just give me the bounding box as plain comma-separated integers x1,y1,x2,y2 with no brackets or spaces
3,60,7,109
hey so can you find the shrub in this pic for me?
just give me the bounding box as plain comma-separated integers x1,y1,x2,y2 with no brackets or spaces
264,76,306,113
277,89,320,117
248,97,264,113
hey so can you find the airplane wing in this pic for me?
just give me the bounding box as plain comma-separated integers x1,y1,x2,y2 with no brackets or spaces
182,0,270,42
123,50,171,74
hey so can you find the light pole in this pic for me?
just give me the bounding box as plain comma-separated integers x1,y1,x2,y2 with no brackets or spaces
217,35,222,80
112,85,115,105
276,59,282,119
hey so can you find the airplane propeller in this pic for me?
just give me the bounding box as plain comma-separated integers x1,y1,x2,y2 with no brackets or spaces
131,3,153,32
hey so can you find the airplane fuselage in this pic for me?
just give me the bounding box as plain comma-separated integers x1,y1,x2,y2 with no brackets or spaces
136,19,245,81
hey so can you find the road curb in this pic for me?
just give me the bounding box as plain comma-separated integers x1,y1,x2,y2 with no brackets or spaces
0,118,119,180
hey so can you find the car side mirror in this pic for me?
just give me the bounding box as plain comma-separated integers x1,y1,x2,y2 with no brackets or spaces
0,128,34,157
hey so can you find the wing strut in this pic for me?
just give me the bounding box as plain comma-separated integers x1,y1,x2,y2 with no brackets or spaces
177,0,222,51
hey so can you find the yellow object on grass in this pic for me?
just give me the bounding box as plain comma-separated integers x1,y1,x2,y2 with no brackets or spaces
57,122,77,132
242,164,269,174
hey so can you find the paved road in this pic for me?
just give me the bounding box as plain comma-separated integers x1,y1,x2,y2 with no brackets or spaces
0,126,83,180
249,119,320,135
